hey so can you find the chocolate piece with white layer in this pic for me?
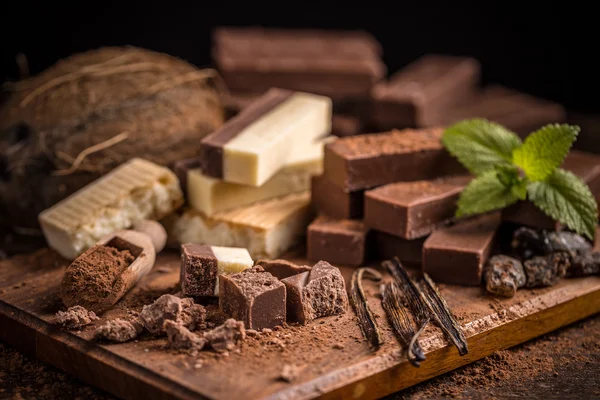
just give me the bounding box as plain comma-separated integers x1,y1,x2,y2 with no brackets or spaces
200,88,331,187
371,55,480,129
311,175,364,219
254,259,312,280
423,213,501,285
323,128,464,191
307,216,370,267
219,266,286,330
281,261,349,324
364,176,471,239
180,244,253,297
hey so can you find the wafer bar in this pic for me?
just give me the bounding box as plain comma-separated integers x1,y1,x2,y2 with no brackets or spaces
310,175,364,219
200,88,331,187
169,192,313,259
371,55,480,130
323,128,464,191
364,176,471,239
426,86,566,136
307,216,370,267
39,158,183,260
423,213,501,285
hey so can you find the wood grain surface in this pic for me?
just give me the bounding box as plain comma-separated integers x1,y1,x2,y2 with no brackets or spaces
1,249,599,400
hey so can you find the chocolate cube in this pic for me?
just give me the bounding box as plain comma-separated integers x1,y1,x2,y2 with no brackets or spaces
307,216,370,266
219,266,286,330
281,261,349,324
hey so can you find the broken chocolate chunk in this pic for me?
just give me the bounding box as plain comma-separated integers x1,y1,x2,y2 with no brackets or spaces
524,252,570,288
140,294,206,335
484,255,526,298
569,252,600,277
281,261,349,324
219,266,286,330
95,317,143,342
254,259,311,280
204,318,246,353
164,320,207,352
55,306,99,330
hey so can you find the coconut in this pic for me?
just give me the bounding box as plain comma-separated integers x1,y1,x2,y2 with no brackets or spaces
0,46,224,231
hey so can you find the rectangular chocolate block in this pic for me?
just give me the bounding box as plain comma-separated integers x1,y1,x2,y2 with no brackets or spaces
254,259,312,280
281,261,349,324
423,213,501,286
332,114,363,137
213,27,386,99
200,88,331,186
307,216,370,267
426,85,566,137
373,231,425,265
323,128,464,191
170,192,313,259
310,175,364,219
219,266,286,330
364,176,471,239
371,55,480,130
180,244,253,297
503,150,600,230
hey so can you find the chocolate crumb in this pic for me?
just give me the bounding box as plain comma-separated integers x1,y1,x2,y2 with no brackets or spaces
140,294,205,335
164,320,206,352
333,343,345,349
204,319,246,353
246,329,259,337
279,364,303,383
94,318,143,342
54,306,99,330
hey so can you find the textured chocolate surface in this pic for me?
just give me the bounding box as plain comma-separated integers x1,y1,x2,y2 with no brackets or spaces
364,176,471,239
219,266,286,330
307,216,370,267
254,259,312,280
180,244,218,297
426,85,566,136
371,55,480,129
199,89,294,178
373,231,426,265
281,261,348,324
310,175,364,219
423,213,501,286
323,128,464,191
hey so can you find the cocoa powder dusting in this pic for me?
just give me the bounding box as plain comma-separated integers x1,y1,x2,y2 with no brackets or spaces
60,245,134,309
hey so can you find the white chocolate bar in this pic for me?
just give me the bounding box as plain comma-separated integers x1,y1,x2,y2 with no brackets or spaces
169,191,312,259
39,158,184,260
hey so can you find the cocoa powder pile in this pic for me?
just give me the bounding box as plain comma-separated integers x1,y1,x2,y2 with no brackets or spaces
60,245,134,310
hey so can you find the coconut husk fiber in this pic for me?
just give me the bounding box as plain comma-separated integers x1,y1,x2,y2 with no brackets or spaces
0,46,224,231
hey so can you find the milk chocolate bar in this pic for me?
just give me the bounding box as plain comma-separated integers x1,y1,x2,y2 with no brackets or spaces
373,231,425,265
254,259,312,280
189,136,326,216
332,114,363,137
219,266,286,330
310,175,364,219
213,27,385,99
426,86,566,136
323,128,464,191
307,216,370,267
503,150,600,230
169,192,313,259
281,261,349,324
200,88,331,186
371,55,480,129
423,213,501,285
364,176,471,239
39,158,183,260
180,244,253,297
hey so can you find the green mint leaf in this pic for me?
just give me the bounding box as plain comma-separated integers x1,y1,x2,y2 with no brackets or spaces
442,118,522,176
456,170,521,217
527,168,598,240
513,124,580,181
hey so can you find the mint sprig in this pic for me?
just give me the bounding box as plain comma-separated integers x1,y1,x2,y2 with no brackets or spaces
443,120,597,239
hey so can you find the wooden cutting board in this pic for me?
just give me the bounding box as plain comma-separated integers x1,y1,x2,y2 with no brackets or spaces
1,248,599,400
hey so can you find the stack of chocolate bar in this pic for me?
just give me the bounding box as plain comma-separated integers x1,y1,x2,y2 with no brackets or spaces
168,88,335,259
370,54,566,136
212,27,387,137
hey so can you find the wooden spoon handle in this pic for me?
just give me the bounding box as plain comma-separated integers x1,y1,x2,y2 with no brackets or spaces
132,220,167,253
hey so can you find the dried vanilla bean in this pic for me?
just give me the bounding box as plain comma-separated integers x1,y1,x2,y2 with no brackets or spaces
381,282,425,367
350,267,384,350
419,273,468,356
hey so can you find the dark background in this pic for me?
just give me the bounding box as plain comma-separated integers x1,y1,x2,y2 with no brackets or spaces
1,4,596,112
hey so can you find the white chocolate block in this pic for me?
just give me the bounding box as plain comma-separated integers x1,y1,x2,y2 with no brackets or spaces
212,246,253,295
39,158,184,260
188,137,330,216
170,191,312,259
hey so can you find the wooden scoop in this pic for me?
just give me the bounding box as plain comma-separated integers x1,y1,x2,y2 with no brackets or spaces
60,220,167,314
